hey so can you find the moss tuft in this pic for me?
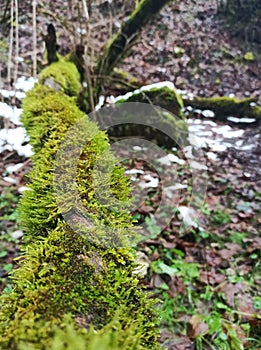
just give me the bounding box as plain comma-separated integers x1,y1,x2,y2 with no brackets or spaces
38,60,81,97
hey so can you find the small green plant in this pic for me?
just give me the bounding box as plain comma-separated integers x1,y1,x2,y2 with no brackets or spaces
211,209,230,225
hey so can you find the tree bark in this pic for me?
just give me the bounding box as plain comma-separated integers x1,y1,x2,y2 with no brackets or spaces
93,0,171,104
44,23,59,65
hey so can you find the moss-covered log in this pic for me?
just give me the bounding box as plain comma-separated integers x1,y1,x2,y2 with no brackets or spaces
106,83,188,148
183,96,261,121
94,0,171,103
104,67,143,95
0,61,160,349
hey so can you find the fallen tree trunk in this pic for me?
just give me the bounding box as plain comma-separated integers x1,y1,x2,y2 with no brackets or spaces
0,61,160,349
183,96,261,121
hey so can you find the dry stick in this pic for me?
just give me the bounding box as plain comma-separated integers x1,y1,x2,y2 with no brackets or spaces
82,0,95,113
82,0,89,21
7,0,14,85
13,0,19,83
32,0,37,79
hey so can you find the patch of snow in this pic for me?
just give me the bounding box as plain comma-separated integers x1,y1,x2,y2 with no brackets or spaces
3,176,17,184
202,109,215,118
236,144,255,151
244,172,251,178
139,174,159,189
206,152,218,161
140,81,175,92
17,144,34,157
6,163,24,174
227,116,256,123
0,89,26,100
188,124,205,131
14,76,37,92
195,130,213,137
202,120,217,126
0,127,33,157
178,206,199,227
188,134,207,147
95,95,105,111
18,186,30,193
223,129,244,138
212,125,231,134
209,143,227,152
158,154,185,166
114,81,176,103
0,102,23,125
235,140,243,147
125,169,144,175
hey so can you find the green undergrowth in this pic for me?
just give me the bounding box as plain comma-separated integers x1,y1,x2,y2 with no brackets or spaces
0,62,160,348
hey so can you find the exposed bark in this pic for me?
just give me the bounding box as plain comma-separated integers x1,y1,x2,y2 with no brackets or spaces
44,23,59,65
93,0,171,103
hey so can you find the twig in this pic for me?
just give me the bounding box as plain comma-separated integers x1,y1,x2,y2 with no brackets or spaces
7,0,14,84
32,0,37,79
13,0,19,83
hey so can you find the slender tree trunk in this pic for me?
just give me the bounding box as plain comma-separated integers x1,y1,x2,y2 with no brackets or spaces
93,0,171,104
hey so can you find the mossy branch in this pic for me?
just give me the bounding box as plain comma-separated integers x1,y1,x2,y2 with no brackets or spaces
183,96,261,120
93,0,171,103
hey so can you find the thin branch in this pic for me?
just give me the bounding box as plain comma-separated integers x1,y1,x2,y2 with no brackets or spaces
13,0,19,83
7,0,14,84
32,0,37,78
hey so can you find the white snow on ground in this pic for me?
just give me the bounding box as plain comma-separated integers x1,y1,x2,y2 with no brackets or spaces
0,77,35,157
14,76,37,92
0,102,23,125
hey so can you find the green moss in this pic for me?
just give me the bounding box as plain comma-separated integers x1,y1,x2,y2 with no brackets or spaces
38,60,81,97
0,224,159,349
112,86,187,148
104,68,142,94
116,86,184,117
21,85,82,152
183,96,261,120
0,61,160,348
19,85,133,243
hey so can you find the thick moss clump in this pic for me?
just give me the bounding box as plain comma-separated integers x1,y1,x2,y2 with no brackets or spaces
20,85,132,242
0,224,158,349
38,60,81,97
21,84,82,152
0,63,160,348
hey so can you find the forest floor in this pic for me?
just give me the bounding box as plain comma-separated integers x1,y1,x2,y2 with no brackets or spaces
0,0,261,349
